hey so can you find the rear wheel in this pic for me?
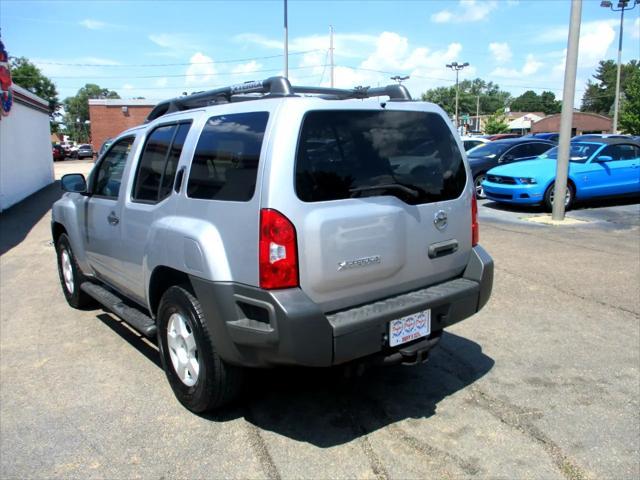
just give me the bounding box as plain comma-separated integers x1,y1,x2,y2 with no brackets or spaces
544,181,574,212
474,173,487,199
55,233,94,308
157,286,244,412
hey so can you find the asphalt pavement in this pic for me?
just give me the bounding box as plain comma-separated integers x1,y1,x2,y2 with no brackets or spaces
1,162,638,479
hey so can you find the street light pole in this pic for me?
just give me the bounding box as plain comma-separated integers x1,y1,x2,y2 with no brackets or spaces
284,0,289,78
446,62,469,132
552,0,582,221
601,1,638,133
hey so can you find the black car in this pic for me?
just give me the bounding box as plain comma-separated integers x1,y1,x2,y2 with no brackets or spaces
527,132,559,143
467,138,556,198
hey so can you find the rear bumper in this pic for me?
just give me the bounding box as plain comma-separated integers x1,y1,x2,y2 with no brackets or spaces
190,245,493,368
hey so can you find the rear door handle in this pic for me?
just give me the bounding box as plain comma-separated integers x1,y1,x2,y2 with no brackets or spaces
107,211,119,225
428,239,459,259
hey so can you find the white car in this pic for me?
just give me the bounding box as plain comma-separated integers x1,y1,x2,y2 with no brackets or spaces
461,136,489,152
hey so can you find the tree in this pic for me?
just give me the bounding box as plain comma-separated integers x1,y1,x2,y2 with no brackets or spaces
421,78,511,118
63,84,120,142
484,111,510,134
581,59,640,114
619,69,640,135
510,90,561,115
10,56,60,118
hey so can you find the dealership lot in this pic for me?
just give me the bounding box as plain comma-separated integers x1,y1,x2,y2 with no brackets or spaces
1,163,638,479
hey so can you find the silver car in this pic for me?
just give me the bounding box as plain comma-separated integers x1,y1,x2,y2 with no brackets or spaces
52,77,493,412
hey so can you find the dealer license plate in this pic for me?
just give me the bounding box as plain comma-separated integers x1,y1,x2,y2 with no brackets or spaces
388,310,431,347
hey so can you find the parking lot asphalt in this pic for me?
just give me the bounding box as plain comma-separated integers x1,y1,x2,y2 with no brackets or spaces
1,162,638,479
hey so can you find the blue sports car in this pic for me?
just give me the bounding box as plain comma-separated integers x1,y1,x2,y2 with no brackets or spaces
482,138,640,211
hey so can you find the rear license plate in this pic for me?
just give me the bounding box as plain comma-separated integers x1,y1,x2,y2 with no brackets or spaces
388,310,431,347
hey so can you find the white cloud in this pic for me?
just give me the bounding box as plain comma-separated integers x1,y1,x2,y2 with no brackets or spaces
492,54,543,78
489,42,512,63
79,19,107,30
154,77,168,88
234,33,284,50
231,60,262,75
122,84,134,90
633,18,640,39
149,33,200,57
185,52,216,86
431,0,498,24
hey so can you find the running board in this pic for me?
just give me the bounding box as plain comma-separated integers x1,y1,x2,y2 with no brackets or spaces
81,282,157,338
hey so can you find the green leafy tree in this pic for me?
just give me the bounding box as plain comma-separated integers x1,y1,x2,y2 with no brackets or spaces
619,69,640,135
510,90,561,115
63,84,120,142
10,57,61,130
421,78,511,118
484,111,510,134
581,59,640,114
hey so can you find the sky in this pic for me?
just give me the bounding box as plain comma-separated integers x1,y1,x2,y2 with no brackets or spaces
2,0,639,105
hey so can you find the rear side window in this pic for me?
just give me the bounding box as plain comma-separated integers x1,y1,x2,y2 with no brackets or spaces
295,110,466,204
132,122,191,203
187,112,269,201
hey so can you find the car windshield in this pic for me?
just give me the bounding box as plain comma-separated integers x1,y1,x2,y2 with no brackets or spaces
538,143,601,163
467,142,511,158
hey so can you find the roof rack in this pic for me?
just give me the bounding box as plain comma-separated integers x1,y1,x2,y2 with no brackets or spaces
145,76,412,122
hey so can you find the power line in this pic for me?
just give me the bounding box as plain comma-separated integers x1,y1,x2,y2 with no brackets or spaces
17,49,322,67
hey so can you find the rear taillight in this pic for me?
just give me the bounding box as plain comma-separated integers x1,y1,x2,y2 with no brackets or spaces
471,195,479,246
259,209,299,289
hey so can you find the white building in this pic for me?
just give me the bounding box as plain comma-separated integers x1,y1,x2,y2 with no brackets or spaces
0,85,53,211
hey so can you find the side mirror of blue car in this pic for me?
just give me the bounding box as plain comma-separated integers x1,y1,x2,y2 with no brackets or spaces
595,155,613,163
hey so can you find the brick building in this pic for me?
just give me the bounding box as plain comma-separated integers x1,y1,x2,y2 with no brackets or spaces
88,99,156,151
531,112,612,135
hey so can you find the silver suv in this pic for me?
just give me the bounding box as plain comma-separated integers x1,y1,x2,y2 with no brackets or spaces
52,77,493,412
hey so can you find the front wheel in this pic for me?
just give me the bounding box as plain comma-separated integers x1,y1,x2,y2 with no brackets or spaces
544,181,574,212
474,173,487,199
157,286,244,412
55,233,94,308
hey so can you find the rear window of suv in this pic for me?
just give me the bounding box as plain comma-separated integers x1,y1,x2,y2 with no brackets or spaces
295,110,466,204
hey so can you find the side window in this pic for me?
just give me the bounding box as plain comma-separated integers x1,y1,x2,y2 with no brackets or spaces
530,142,553,156
599,144,640,161
187,112,269,202
93,136,135,198
505,144,531,159
132,122,191,202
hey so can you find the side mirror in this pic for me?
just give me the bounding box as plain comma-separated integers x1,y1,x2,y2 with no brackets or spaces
501,155,514,163
595,155,612,163
61,174,87,193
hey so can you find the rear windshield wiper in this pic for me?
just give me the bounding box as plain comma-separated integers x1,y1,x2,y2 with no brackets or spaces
349,183,420,199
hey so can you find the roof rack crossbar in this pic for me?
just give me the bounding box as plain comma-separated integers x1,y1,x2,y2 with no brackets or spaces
145,76,412,122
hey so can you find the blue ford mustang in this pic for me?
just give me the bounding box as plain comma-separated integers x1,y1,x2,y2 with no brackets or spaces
482,138,640,210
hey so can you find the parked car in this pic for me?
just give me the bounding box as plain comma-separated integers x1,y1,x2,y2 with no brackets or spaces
483,133,520,141
467,138,556,198
482,138,640,211
52,76,493,413
60,142,74,157
571,134,631,142
52,144,65,161
527,132,559,143
76,144,94,159
98,138,113,158
461,136,489,152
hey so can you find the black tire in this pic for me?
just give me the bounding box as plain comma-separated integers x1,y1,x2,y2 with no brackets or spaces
157,285,244,412
474,173,487,199
55,233,94,308
543,181,574,212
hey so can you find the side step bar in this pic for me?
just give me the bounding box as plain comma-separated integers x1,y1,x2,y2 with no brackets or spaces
81,282,157,338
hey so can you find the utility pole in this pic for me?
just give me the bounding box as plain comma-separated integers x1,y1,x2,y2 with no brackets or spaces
446,62,469,132
600,0,638,133
476,95,480,132
284,0,288,78
552,0,582,221
329,25,334,88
